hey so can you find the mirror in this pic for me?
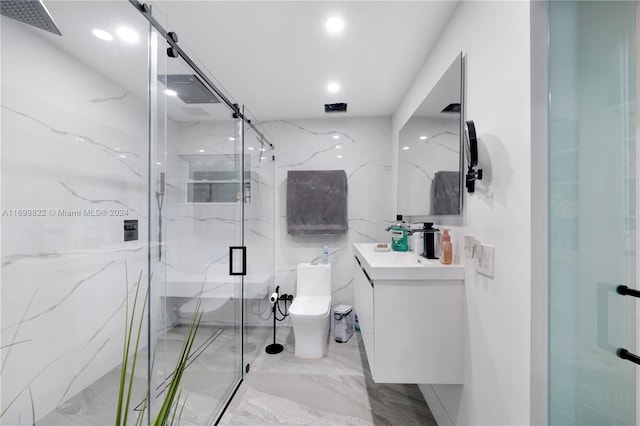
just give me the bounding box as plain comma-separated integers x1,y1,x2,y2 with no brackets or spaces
397,52,464,218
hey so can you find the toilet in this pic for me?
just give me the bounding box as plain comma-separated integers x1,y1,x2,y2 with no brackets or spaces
289,262,331,358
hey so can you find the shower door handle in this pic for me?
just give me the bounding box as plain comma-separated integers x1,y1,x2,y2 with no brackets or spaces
617,348,640,366
616,285,640,298
229,246,246,276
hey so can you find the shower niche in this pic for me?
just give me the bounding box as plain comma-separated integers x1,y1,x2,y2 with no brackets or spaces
183,154,251,204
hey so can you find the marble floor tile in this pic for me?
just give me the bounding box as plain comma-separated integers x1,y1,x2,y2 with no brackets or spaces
38,325,435,425
250,327,367,377
38,325,271,426
220,327,437,426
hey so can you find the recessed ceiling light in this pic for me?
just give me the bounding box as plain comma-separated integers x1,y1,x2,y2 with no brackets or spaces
402,146,410,150
198,149,205,153
164,89,177,97
116,27,139,43
260,156,266,160
419,135,428,140
332,135,340,140
327,82,340,93
326,17,344,34
335,145,342,149
248,147,254,151
336,155,343,159
155,162,162,166
119,154,127,158
92,29,113,41
228,137,236,141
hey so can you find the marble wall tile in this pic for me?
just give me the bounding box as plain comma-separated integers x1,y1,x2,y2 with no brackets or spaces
259,117,393,310
1,15,150,424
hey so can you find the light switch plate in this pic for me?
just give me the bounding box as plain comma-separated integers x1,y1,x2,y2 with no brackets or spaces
477,244,494,277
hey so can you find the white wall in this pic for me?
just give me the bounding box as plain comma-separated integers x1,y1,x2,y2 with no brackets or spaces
392,2,532,425
258,117,393,312
1,17,150,423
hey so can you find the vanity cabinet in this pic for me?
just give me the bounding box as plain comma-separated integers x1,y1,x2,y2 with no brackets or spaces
353,250,464,384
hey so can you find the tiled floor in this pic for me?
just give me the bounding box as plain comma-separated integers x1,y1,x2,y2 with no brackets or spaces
219,327,437,425
39,325,271,425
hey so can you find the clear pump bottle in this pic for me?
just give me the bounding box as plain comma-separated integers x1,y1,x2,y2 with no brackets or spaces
322,242,329,264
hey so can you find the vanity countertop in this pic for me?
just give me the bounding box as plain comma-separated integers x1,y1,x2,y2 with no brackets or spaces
353,243,465,281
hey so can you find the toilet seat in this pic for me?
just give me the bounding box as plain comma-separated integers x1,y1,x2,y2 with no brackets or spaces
289,295,330,318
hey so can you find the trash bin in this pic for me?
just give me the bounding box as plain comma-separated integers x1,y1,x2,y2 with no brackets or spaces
334,304,354,343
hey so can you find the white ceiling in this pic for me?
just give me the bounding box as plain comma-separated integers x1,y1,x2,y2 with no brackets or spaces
34,1,460,122
156,1,460,121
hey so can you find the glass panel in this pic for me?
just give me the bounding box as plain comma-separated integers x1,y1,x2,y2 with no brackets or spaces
548,2,637,424
1,1,153,424
242,114,276,365
150,39,243,423
148,1,168,423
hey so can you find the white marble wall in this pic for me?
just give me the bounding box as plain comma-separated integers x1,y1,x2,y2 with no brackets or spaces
1,17,150,424
258,117,393,312
162,120,275,326
164,117,392,319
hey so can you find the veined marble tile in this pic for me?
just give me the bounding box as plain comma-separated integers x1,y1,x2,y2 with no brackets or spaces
251,327,366,378
221,329,435,426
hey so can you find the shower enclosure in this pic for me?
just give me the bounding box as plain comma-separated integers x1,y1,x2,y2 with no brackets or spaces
0,1,274,424
547,1,637,424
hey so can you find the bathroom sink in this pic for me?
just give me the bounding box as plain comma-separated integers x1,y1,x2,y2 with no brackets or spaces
353,243,464,281
364,249,432,266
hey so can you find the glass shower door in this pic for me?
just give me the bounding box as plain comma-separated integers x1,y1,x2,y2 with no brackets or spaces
548,1,637,424
150,37,244,423
242,111,276,367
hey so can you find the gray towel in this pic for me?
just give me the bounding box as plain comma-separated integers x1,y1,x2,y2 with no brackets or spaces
287,170,348,235
431,171,460,215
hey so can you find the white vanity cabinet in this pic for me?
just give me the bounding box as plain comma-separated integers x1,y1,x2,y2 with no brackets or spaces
353,243,464,384
353,257,375,371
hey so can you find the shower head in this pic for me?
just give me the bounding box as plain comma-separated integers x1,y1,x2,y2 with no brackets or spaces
158,74,220,104
1,0,61,36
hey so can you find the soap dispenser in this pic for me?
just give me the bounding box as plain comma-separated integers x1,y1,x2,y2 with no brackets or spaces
390,215,409,252
440,229,452,264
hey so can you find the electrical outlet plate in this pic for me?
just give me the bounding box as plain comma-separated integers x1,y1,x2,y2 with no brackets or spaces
477,244,494,277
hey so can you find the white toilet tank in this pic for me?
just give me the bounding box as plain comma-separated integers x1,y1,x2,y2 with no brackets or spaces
296,263,331,297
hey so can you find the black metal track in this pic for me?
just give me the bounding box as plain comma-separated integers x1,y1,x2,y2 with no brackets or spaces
129,0,274,149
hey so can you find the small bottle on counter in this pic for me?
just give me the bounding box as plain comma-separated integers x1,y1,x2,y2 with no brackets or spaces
440,228,453,265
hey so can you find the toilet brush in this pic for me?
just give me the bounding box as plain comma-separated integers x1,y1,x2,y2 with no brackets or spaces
265,287,284,354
